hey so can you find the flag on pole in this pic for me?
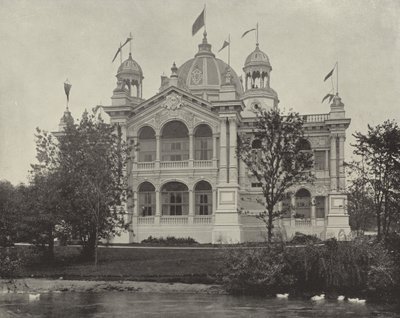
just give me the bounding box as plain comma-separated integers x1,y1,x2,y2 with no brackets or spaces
324,67,335,81
241,28,256,38
322,93,334,104
192,9,205,36
112,34,133,63
112,46,122,63
120,35,132,49
64,79,72,103
218,40,230,53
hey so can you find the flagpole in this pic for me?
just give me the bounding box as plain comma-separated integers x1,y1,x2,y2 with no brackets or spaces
120,42,122,64
228,34,230,67
256,22,259,46
336,61,339,95
204,3,207,32
129,32,132,54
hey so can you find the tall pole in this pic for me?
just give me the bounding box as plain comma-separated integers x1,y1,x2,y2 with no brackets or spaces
228,34,230,67
129,32,132,54
204,3,207,32
336,61,339,95
120,42,122,64
256,22,259,45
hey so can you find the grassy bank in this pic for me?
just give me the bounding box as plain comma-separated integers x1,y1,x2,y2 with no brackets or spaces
16,245,226,284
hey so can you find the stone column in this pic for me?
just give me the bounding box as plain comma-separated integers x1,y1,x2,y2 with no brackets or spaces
228,118,238,185
188,189,194,224
324,196,329,219
338,135,346,191
132,136,138,170
239,158,247,189
155,134,160,169
330,135,337,191
155,189,161,224
212,133,217,167
133,191,139,217
189,133,194,168
212,189,217,216
311,196,316,225
219,118,228,184
290,194,296,227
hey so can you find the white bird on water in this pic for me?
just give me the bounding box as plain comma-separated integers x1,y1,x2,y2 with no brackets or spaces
28,293,40,302
348,298,366,304
276,293,289,299
311,294,325,301
337,295,345,301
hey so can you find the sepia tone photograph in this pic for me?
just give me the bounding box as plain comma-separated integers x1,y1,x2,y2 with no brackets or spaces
0,0,400,316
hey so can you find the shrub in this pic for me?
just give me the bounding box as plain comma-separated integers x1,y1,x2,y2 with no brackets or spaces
289,232,321,245
0,248,22,278
285,238,397,295
141,236,198,246
222,244,295,295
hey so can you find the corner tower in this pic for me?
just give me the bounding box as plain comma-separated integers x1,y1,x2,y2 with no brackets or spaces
112,52,144,107
241,43,279,116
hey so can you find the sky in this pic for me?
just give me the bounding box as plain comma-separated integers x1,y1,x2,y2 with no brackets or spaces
0,0,399,185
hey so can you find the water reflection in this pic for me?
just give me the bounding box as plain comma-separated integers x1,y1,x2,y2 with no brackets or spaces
0,292,399,317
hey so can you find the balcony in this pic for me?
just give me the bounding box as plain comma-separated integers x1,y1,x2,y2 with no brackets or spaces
136,215,214,225
136,160,214,171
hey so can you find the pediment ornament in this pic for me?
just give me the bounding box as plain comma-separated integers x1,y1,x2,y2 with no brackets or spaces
161,92,184,111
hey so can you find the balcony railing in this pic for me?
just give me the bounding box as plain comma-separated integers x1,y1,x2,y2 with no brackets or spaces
137,162,155,170
303,114,329,123
160,161,189,169
160,216,189,225
136,160,214,170
138,216,155,225
193,160,213,168
295,219,312,227
193,215,213,224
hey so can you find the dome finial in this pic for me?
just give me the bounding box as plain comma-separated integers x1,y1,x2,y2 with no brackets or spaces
170,62,178,78
202,30,208,44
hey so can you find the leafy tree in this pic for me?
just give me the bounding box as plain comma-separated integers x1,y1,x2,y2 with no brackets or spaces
346,161,375,234
0,180,19,246
58,110,131,265
237,108,314,242
352,120,400,240
23,129,64,259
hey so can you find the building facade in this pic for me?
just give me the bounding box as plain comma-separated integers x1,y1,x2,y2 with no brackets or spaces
84,32,350,244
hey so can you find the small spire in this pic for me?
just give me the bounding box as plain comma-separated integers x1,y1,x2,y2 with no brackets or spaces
170,62,178,78
202,30,208,44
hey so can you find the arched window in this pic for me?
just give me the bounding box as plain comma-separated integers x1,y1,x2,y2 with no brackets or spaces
195,181,212,215
138,126,156,162
161,182,188,215
161,121,189,161
295,188,311,219
194,124,212,160
138,182,155,216
298,138,311,151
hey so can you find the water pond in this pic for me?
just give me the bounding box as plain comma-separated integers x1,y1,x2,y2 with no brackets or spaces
0,292,399,317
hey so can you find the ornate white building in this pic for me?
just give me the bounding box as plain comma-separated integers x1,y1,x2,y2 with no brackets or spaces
73,32,351,243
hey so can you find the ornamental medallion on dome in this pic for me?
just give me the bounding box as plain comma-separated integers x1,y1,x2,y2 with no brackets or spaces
161,92,184,111
191,66,203,85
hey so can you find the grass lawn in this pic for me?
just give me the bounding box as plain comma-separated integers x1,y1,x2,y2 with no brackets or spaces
18,246,227,284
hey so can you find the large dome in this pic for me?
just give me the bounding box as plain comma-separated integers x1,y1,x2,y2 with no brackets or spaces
177,33,243,100
244,44,271,69
117,53,143,77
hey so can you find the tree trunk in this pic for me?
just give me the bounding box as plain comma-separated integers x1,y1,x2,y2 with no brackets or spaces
267,207,274,243
47,226,54,261
94,223,98,267
376,210,381,241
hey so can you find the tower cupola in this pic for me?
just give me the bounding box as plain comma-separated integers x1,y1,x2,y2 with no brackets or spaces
241,43,279,116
